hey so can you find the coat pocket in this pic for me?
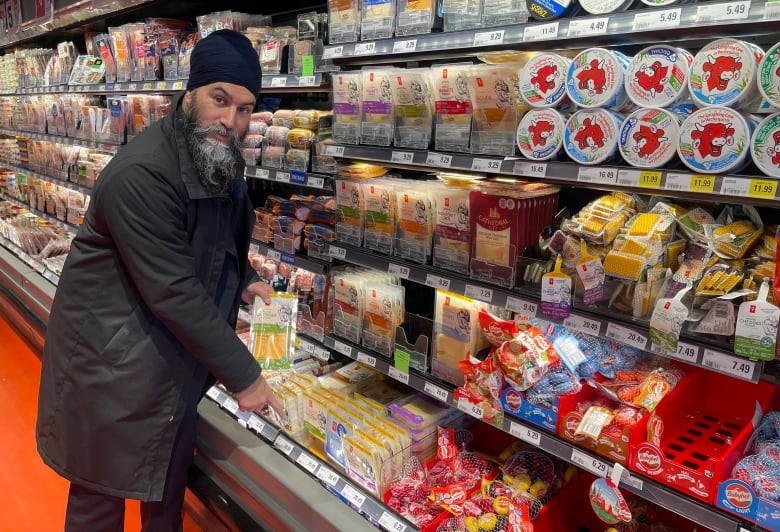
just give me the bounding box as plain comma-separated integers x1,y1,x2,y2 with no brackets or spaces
99,304,151,365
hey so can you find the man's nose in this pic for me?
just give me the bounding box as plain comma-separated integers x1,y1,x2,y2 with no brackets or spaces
220,106,238,130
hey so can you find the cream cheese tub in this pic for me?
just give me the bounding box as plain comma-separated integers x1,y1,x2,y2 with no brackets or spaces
619,107,681,168
580,0,631,15
517,107,567,160
566,48,632,111
564,108,623,165
758,42,780,109
751,112,780,178
625,45,693,108
689,39,764,109
520,53,571,108
677,106,753,174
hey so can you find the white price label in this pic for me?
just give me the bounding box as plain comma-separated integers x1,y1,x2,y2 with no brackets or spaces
275,436,295,456
605,323,648,349
313,346,331,362
664,172,690,191
354,42,376,55
326,145,346,157
388,366,410,385
309,177,325,188
247,415,267,434
206,386,220,400
388,263,411,279
509,422,542,446
702,349,756,380
622,473,644,491
255,168,270,179
424,382,450,402
266,249,282,262
393,39,418,53
357,352,377,367
563,314,602,336
271,77,288,87
670,341,699,363
249,243,260,254
577,167,617,184
300,339,316,355
298,76,317,86
633,8,681,30
341,485,366,508
513,161,547,178
379,511,407,532
524,22,559,41
765,0,780,19
328,245,347,260
275,172,291,183
720,177,751,197
297,452,319,473
333,340,354,357
506,297,538,319
457,397,484,418
317,465,340,487
617,169,640,187
425,273,451,290
464,284,494,303
473,29,505,47
567,17,609,36
391,151,415,164
223,396,239,414
571,449,610,477
471,158,502,172
698,0,750,21
426,152,453,168
322,46,343,59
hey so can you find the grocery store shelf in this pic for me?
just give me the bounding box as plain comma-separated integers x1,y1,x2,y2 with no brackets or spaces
323,144,780,207
261,74,331,92
245,166,332,190
0,80,187,96
0,236,60,287
322,0,780,62
0,162,94,196
0,193,80,233
0,128,121,153
250,240,331,275
0,243,54,324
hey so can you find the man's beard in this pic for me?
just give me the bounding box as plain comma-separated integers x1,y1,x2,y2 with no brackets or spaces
182,103,245,196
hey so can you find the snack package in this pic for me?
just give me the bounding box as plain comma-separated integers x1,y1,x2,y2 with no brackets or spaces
396,0,439,36
249,292,298,369
433,180,473,274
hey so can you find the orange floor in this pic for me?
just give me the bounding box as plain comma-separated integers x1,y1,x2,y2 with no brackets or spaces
0,312,205,531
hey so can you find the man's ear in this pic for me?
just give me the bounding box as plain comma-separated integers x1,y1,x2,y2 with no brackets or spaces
182,91,193,111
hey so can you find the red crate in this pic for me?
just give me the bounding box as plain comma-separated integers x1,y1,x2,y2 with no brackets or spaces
629,369,779,504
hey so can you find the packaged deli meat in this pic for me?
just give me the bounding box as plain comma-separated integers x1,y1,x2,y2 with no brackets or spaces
619,107,681,168
688,38,764,110
564,108,624,165
625,45,693,108
677,105,755,174
750,112,780,178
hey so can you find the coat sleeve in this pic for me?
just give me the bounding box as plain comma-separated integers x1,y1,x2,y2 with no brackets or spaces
91,154,261,393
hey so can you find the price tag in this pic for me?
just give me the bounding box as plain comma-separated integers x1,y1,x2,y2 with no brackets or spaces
393,39,418,53
173,81,184,90
765,0,780,19
357,352,377,367
333,340,354,357
379,511,407,532
471,158,502,172
223,396,239,414
524,22,559,42
391,151,415,164
671,341,700,363
128,83,138,91
424,381,450,402
273,172,290,184
266,249,282,262
296,452,319,473
388,366,410,385
509,422,542,446
748,178,778,199
473,29,505,47
563,314,602,335
571,449,610,477
720,177,751,197
577,167,617,184
341,485,366,508
328,245,347,260
143,82,153,90
313,346,331,362
513,161,547,178
638,171,662,189
457,397,484,418
298,76,316,86
309,177,325,188
605,323,648,350
697,0,750,22
567,17,609,36
388,263,411,279
322,46,344,59
247,415,267,435
354,42,376,55
425,152,453,168
300,339,316,355
326,145,346,157
505,297,538,320
317,465,340,487
275,436,295,456
702,349,756,380
464,284,494,303
98,84,106,91
689,174,716,193
249,243,260,255
425,273,451,290
633,8,681,30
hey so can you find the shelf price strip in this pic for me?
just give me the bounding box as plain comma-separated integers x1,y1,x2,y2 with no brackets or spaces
702,348,758,381
633,7,681,30
570,448,611,477
473,29,505,46
567,17,609,36
508,421,541,446
697,0,751,21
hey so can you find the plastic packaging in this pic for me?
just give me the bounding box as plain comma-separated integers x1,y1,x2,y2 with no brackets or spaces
432,64,474,153
361,69,395,146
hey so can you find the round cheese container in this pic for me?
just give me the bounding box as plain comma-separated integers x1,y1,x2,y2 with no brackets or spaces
640,0,682,6
625,45,693,108
677,106,753,174
564,108,624,165
758,42,780,109
580,0,631,15
669,100,697,121
619,107,681,168
517,108,567,160
520,53,572,108
526,0,577,20
689,39,764,109
566,48,632,111
750,112,780,178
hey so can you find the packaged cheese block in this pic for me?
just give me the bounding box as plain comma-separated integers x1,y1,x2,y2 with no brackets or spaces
335,178,364,245
285,148,310,170
564,108,623,165
619,107,681,168
520,53,571,108
392,69,434,150
677,106,754,174
361,69,394,146
517,107,566,161
750,112,780,178
468,65,520,156
442,0,483,31
396,0,436,36
432,64,474,152
432,290,488,385
689,39,764,109
328,0,360,44
362,178,395,254
625,45,693,108
580,0,631,15
262,143,285,169
302,387,332,440
361,0,396,40
566,48,632,111
333,72,363,144
394,185,434,263
526,0,574,20
249,293,297,370
758,42,780,108
433,182,472,273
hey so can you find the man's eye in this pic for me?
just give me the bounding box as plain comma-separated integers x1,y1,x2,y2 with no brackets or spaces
238,107,251,114
214,96,225,104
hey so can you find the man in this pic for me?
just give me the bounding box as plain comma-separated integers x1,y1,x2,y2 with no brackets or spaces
36,29,282,531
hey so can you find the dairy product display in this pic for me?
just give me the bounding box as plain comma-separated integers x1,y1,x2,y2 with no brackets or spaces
619,107,681,168
564,108,624,165
625,45,693,108
566,48,632,111
677,106,754,174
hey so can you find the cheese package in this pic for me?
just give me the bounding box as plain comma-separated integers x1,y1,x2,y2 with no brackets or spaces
442,0,484,31
362,281,405,355
433,181,473,273
362,178,396,254
394,183,435,263
431,290,490,385
302,387,332,441
332,268,367,343
432,64,474,153
516,107,567,161
392,68,434,150
689,38,764,110
468,65,520,156
396,0,439,36
249,293,298,370
758,42,780,108
566,48,633,111
751,112,780,178
335,178,364,246
361,69,394,146
619,107,681,168
325,407,363,468
343,431,393,496
526,0,575,20
580,0,632,14
361,0,395,40
564,108,624,165
677,106,754,174
333,72,363,144
625,45,693,108
483,0,529,26
519,53,571,108
328,0,361,43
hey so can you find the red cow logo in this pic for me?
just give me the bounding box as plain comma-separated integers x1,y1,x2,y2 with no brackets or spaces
691,122,735,159
528,119,555,146
576,59,607,95
702,55,742,92
573,118,606,151
766,130,780,167
634,61,669,97
632,125,668,159
531,64,559,95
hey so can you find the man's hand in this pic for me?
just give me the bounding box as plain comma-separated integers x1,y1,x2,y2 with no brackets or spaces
235,374,286,419
242,281,274,305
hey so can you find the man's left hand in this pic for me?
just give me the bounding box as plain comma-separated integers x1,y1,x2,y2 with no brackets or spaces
242,281,274,305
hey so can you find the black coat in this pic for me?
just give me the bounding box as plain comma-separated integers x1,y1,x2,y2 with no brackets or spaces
36,93,261,501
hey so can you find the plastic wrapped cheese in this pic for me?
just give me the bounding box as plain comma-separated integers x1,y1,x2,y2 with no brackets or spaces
335,178,365,246
328,0,361,44
361,0,396,40
468,65,520,156
333,72,363,144
361,69,395,146
392,68,434,150
432,64,474,152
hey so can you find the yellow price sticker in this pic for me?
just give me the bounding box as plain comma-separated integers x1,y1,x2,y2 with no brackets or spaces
157,81,167,90
638,171,662,188
748,179,778,199
173,81,184,90
143,82,153,90
689,174,715,193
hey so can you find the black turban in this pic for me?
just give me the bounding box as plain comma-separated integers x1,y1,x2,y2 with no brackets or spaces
187,29,261,97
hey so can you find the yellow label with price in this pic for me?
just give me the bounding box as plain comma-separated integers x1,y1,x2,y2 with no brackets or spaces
689,174,715,193
748,179,778,199
638,171,662,188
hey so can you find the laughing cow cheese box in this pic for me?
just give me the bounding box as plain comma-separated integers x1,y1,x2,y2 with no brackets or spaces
566,48,633,111
619,107,681,168
751,112,780,178
564,108,623,165
689,39,764,110
520,53,571,108
677,106,753,174
758,42,780,109
625,45,693,108
517,107,567,161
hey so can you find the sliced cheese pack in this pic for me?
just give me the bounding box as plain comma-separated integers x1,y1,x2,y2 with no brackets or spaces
432,290,490,385
432,64,474,152
332,267,367,343
483,0,529,26
328,0,361,44
335,178,364,246
432,180,473,273
361,69,395,146
394,183,435,263
469,65,521,156
333,72,363,144
361,0,396,40
362,281,405,355
396,0,438,36
362,178,396,254
249,293,297,370
392,68,434,150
